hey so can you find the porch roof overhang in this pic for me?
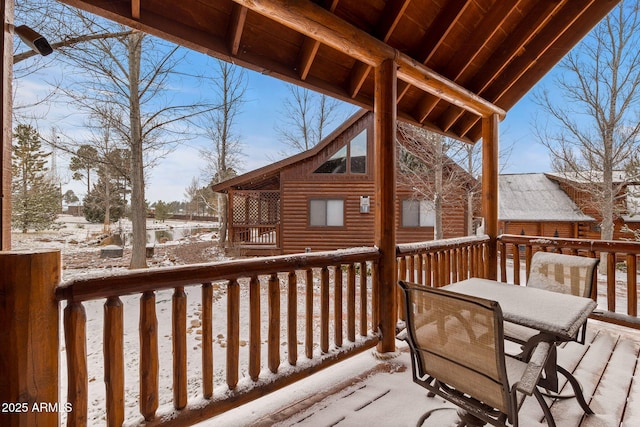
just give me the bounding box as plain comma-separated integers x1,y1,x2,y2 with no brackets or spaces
55,0,619,144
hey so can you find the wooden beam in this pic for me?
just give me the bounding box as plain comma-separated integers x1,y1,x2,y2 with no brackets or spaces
232,0,504,118
131,0,140,19
298,0,339,81
1,0,11,250
374,59,397,354
228,4,247,56
482,114,499,280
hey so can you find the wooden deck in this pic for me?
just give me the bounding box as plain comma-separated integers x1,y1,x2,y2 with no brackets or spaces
205,320,640,427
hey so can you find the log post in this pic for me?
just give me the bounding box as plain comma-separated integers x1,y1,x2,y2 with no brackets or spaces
0,250,60,427
482,114,499,280
1,0,13,251
374,58,397,353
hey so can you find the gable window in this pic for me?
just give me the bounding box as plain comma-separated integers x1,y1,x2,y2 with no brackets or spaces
402,199,435,227
309,199,344,226
314,129,367,174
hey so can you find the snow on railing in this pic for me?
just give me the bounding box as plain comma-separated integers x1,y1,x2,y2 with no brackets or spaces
55,248,381,426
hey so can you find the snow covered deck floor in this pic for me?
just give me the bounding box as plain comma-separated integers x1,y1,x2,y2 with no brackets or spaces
204,320,640,427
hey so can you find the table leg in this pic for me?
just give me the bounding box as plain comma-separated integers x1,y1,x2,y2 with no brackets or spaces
556,365,594,415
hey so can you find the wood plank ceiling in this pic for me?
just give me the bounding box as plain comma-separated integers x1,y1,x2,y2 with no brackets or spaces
58,0,619,144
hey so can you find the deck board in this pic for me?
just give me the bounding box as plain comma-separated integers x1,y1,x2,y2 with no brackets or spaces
205,321,640,427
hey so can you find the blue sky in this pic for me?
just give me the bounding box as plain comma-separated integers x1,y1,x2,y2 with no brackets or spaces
15,39,555,205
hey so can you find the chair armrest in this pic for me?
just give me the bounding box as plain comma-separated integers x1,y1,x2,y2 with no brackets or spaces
515,341,552,395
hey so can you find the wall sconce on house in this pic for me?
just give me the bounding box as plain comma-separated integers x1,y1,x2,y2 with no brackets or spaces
360,196,370,213
15,24,53,56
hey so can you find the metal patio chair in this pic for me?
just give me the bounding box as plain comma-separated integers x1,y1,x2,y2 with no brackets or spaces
504,252,599,346
398,281,556,427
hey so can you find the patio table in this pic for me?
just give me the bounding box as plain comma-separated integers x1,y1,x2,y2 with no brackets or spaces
442,277,597,414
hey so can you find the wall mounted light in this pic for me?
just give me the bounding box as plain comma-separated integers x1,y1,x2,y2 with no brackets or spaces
15,25,53,56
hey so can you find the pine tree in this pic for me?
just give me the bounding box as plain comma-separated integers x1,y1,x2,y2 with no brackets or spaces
11,124,61,232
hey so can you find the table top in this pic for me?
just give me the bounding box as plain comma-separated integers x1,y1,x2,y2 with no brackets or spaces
443,278,597,341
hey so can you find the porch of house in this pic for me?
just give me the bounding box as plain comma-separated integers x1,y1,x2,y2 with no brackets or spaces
3,233,640,426
209,319,640,427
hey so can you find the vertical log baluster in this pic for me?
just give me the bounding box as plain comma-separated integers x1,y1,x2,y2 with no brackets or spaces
305,269,314,359
408,255,415,283
347,263,356,342
249,276,261,380
444,250,451,285
104,296,124,427
201,283,213,398
513,245,521,285
417,254,424,286
499,241,507,282
287,271,298,365
334,265,343,347
371,261,379,332
268,274,280,373
65,302,87,427
607,253,616,312
627,255,637,317
432,252,440,287
359,262,368,337
139,291,158,420
172,287,187,409
227,279,240,388
320,266,330,353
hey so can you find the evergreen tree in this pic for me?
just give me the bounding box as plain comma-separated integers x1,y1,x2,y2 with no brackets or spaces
82,174,126,224
11,124,61,232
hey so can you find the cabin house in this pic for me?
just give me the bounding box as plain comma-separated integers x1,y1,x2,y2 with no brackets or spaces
498,173,595,238
212,110,477,255
498,172,640,240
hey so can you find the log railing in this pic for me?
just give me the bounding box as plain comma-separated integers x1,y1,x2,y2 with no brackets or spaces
498,234,640,330
396,235,491,288
55,248,380,426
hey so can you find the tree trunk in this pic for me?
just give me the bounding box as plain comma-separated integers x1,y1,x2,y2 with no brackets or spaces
434,136,443,240
218,193,228,249
128,32,147,269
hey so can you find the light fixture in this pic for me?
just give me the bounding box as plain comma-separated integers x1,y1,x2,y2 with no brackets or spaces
15,25,53,56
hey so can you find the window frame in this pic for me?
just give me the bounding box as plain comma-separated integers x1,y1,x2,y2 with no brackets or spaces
309,198,345,227
401,199,436,228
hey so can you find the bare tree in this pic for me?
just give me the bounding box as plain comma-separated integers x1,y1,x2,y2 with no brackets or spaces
397,124,472,239
13,1,132,115
200,60,246,248
534,0,640,245
60,26,216,268
275,85,346,155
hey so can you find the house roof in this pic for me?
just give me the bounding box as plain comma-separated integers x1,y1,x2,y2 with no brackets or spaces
58,0,619,144
499,173,594,222
213,109,475,193
211,109,368,192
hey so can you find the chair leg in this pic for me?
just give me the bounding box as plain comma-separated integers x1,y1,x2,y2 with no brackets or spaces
534,389,557,427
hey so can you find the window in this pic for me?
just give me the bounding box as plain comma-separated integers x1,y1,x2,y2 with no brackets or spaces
314,129,367,174
310,199,344,226
402,199,435,227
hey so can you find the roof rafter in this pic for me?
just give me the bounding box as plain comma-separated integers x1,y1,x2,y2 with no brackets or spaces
232,0,504,118
298,0,339,80
348,0,411,99
227,4,247,56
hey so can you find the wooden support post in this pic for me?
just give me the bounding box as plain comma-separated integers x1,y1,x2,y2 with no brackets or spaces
0,250,60,427
374,58,397,353
482,114,499,280
1,0,13,250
